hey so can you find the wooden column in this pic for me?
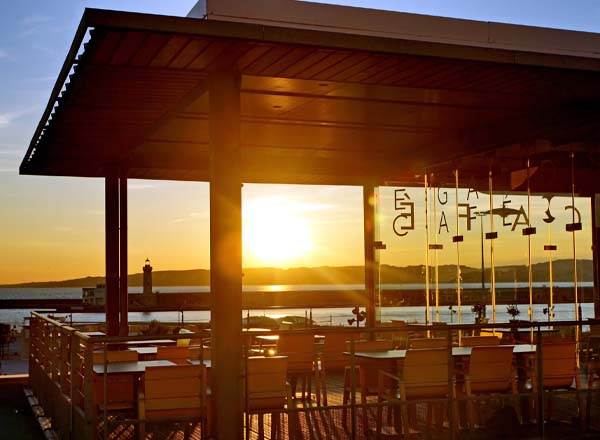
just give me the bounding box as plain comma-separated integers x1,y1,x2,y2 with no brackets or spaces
209,70,243,439
105,177,120,336
119,177,129,336
592,195,600,318
364,184,377,328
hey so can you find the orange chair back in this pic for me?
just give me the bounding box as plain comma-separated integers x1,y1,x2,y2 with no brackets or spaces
94,374,135,410
461,336,501,347
347,339,393,352
156,346,199,365
403,348,449,398
321,332,357,370
141,364,206,420
468,346,514,393
92,350,138,364
246,356,288,411
541,342,577,389
410,338,447,349
277,333,315,372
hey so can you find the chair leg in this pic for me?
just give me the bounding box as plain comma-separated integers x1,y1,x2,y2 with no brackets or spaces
401,400,410,436
271,412,280,440
576,374,585,429
376,397,383,436
342,368,350,424
314,366,321,406
258,414,265,440
321,367,328,406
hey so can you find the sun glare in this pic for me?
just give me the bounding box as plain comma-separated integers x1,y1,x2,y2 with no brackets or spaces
243,198,312,265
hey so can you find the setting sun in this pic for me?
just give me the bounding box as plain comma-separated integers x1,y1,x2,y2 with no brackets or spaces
243,197,312,265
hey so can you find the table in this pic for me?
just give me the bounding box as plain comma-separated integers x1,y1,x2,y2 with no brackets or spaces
187,359,212,369
81,331,106,337
347,344,536,360
255,334,325,341
128,346,158,360
93,359,175,375
124,339,176,346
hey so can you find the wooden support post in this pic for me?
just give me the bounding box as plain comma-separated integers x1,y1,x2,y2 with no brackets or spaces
364,185,377,329
105,177,120,336
119,177,129,336
592,195,600,318
209,70,243,439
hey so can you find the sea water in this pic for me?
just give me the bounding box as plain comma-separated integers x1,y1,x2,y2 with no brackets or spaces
0,283,594,328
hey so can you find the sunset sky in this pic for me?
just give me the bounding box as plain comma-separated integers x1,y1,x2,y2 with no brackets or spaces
0,1,597,284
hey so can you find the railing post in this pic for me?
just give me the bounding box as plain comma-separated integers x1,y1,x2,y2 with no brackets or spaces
536,324,544,438
350,337,357,440
83,341,96,439
448,326,456,440
103,343,108,440
70,329,77,440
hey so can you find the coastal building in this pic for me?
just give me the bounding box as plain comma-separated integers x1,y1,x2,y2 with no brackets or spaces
81,284,106,307
18,0,600,438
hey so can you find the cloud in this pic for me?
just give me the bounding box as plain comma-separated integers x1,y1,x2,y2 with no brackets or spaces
170,211,208,224
128,182,172,191
0,107,40,128
22,14,53,26
0,49,7,59
54,226,73,233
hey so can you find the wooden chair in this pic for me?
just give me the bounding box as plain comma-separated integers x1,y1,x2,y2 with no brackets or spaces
138,364,209,439
377,348,450,436
176,328,193,347
461,336,501,347
277,333,316,400
343,339,394,426
318,332,357,405
92,349,138,364
410,337,447,349
459,346,519,429
156,346,204,365
92,350,138,412
531,341,584,426
246,356,291,440
390,320,409,349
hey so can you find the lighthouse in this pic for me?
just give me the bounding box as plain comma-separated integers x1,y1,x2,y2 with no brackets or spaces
143,258,153,296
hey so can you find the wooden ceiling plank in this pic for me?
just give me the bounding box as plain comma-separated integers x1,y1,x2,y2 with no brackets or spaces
276,49,330,77
149,35,190,67
236,44,273,70
129,32,171,66
260,46,317,77
91,30,124,65
186,39,232,70
109,31,148,65
244,45,297,75
301,52,355,79
168,37,212,69
313,52,372,81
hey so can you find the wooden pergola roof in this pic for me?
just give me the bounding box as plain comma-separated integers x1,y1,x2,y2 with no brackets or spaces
20,8,600,192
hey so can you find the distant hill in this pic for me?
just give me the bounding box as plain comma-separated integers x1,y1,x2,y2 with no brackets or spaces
0,259,592,288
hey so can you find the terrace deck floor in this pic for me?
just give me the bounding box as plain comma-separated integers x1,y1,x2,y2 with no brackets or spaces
98,372,600,440
0,382,45,440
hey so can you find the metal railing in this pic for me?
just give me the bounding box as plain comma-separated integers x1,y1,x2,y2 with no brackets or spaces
28,311,600,439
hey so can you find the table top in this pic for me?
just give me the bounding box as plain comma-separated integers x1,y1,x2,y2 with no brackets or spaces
345,344,536,360
93,359,175,374
487,327,557,333
187,359,212,368
124,339,176,346
128,346,158,355
255,334,325,341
